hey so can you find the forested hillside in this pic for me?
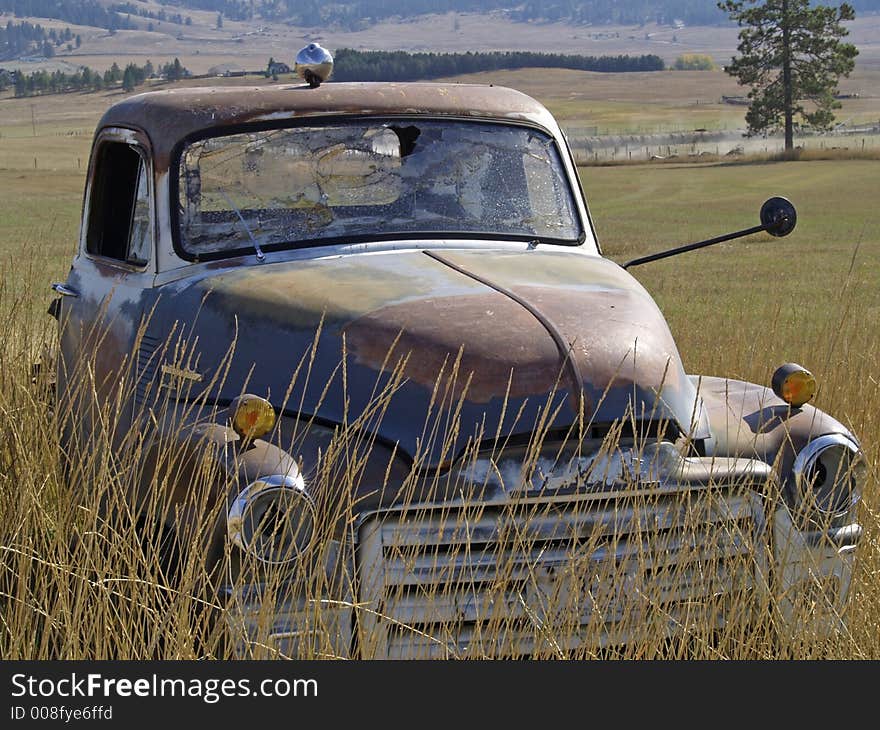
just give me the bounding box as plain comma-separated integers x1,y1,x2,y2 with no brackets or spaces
0,19,78,60
0,1,134,30
170,0,880,27
2,1,876,32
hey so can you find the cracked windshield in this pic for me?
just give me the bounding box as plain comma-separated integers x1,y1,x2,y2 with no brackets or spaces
178,120,582,257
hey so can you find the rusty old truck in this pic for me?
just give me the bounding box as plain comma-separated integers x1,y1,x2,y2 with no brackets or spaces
49,48,865,658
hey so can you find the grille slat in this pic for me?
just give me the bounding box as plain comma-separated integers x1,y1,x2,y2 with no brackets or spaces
383,523,752,585
378,497,754,548
381,592,751,660
377,528,755,588
381,586,529,625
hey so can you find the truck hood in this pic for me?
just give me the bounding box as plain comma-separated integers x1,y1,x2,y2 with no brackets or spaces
150,246,708,467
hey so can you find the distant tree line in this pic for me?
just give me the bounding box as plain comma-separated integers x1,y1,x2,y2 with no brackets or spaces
0,20,80,61
109,3,193,27
4,1,879,32
0,1,135,31
164,1,880,30
332,48,664,82
11,65,106,95
6,57,190,97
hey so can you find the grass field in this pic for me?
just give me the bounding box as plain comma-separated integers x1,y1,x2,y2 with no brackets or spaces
3,65,879,167
0,76,879,658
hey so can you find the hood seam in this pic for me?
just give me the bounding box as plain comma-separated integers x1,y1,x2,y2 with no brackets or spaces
422,249,585,418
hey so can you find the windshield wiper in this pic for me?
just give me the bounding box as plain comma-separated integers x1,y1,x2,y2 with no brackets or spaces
218,187,265,262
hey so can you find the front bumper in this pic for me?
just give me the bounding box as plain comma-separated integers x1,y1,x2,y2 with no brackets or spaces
222,452,861,658
773,508,861,639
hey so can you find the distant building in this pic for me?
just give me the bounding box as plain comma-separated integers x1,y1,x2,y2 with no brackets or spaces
207,63,247,77
268,61,291,76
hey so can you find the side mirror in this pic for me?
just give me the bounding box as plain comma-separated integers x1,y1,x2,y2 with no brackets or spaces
624,196,797,270
761,196,797,237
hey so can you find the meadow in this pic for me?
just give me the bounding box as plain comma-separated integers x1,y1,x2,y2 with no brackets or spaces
0,72,878,658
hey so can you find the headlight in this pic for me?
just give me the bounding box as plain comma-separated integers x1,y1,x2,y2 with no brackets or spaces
792,434,865,517
228,474,316,565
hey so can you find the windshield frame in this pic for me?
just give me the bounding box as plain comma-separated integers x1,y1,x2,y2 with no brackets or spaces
169,114,589,262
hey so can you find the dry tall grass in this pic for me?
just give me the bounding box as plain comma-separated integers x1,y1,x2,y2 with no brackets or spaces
1,258,876,660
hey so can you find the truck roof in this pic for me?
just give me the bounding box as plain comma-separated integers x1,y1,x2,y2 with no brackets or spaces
96,81,560,170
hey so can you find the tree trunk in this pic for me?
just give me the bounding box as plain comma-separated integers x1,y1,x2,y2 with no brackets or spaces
782,0,794,151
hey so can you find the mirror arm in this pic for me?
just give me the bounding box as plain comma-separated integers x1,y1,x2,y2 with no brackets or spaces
622,223,766,270
622,196,796,271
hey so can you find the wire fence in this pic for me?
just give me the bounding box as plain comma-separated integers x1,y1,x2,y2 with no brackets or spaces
566,122,880,163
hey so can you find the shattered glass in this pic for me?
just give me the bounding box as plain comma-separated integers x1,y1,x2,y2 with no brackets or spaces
177,119,582,257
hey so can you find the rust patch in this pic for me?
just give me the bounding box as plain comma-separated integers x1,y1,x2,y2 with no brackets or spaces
344,292,564,404
511,284,685,392
424,250,585,415
97,83,559,174
433,249,689,392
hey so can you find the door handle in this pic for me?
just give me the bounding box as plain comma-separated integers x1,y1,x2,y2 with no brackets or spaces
51,283,79,297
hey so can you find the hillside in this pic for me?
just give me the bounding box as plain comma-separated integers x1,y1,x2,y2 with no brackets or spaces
0,2,878,76
4,0,880,31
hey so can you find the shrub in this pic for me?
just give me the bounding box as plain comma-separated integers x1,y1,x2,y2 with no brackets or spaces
673,54,716,71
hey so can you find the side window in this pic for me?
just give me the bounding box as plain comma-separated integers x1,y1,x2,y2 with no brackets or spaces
128,162,151,266
86,142,152,266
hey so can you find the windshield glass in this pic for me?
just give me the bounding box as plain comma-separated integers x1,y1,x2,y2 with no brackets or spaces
177,119,583,257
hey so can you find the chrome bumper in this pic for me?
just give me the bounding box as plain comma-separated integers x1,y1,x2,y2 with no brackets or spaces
224,470,860,658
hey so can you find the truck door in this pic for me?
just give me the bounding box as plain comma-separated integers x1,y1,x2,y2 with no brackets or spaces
53,127,157,462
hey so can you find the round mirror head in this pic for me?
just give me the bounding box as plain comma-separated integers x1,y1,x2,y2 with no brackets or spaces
760,196,797,237
295,43,333,88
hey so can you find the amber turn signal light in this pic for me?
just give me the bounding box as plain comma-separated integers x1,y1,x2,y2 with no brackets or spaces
771,363,817,408
229,394,276,440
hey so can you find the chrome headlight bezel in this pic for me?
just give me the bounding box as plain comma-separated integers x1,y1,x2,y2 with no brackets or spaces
792,433,865,518
227,473,317,566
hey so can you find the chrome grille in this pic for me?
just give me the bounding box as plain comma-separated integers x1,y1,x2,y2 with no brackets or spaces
356,490,767,658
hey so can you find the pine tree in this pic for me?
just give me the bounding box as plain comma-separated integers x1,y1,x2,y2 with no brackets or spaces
719,1,859,150
122,65,136,92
